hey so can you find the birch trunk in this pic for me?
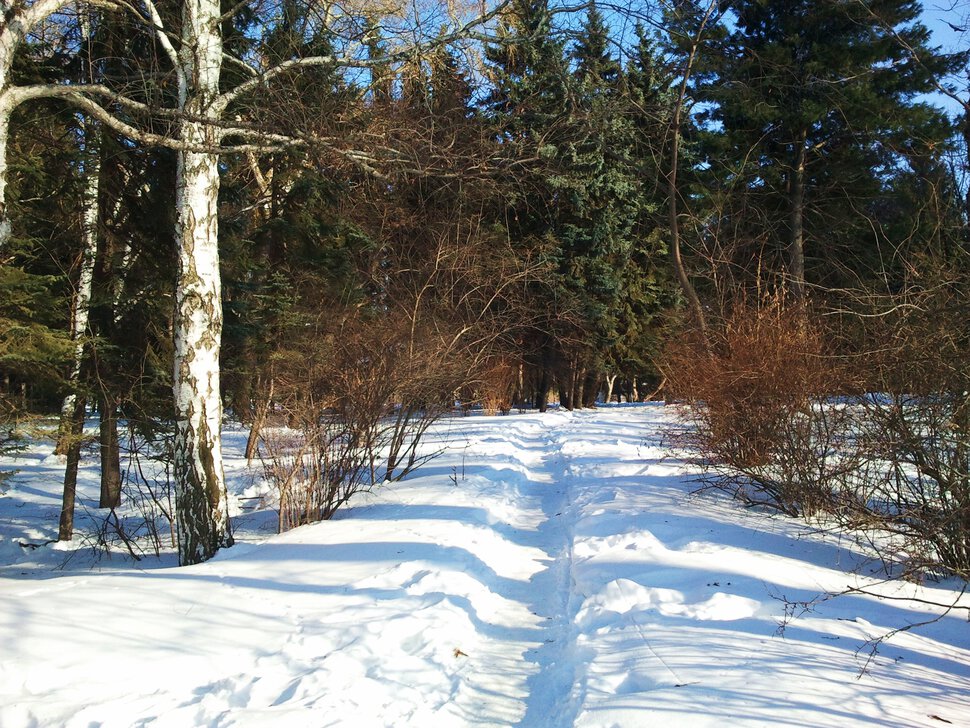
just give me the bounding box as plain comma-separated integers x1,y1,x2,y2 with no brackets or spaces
605,374,617,404
0,93,11,251
56,122,100,455
1,26,15,251
172,0,232,565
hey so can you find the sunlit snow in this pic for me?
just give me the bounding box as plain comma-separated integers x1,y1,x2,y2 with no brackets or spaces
1,405,968,726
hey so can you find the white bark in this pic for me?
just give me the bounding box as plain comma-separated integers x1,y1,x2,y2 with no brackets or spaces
605,373,617,405
1,16,17,251
0,94,11,250
172,0,232,565
58,123,100,431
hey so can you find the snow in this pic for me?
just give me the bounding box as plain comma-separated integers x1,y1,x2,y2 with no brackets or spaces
1,404,969,727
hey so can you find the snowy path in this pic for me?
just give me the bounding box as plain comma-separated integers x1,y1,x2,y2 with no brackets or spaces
1,405,970,726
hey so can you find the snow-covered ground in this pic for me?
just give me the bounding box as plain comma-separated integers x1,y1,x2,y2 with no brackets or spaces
1,404,968,727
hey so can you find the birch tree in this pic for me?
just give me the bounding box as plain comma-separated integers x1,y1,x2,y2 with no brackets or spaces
167,0,232,563
0,0,118,250
148,0,510,564
8,0,510,564
55,119,101,540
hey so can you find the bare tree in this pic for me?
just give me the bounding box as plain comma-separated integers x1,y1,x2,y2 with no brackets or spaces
664,0,721,337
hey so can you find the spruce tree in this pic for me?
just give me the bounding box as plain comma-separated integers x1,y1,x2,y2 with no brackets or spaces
701,0,964,298
554,0,641,404
483,0,572,409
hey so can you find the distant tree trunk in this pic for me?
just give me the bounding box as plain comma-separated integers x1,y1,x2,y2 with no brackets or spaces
605,373,617,404
962,109,970,233
537,367,550,413
788,129,808,303
667,0,719,339
582,371,598,408
99,392,121,508
245,375,273,464
669,73,706,336
558,370,573,411
58,395,87,541
172,0,233,565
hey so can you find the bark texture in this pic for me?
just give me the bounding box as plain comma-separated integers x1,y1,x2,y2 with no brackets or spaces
99,393,121,508
0,96,11,250
58,395,87,541
1,20,16,251
172,0,232,564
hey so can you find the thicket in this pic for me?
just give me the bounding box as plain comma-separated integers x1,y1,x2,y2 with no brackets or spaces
666,276,970,580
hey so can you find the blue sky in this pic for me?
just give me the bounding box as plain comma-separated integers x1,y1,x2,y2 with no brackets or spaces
922,1,967,118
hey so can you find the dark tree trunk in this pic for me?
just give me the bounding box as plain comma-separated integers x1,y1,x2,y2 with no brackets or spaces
574,370,585,411
559,370,573,411
537,367,550,413
582,371,598,408
99,394,121,508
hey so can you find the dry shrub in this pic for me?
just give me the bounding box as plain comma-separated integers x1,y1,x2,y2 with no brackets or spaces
664,296,860,517
478,358,518,415
260,422,371,532
257,312,474,531
0,399,22,491
666,269,970,579
839,272,970,578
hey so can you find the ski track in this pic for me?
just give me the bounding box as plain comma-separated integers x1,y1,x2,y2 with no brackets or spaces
2,405,970,727
518,410,583,728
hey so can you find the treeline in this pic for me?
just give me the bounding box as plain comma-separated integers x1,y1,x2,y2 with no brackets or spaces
0,0,967,566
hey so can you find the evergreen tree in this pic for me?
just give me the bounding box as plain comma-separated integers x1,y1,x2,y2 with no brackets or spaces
483,0,572,409
609,24,678,393
553,1,641,404
701,0,964,298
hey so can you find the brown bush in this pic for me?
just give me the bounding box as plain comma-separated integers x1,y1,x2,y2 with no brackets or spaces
840,272,970,579
666,269,970,580
478,358,519,415
664,296,861,517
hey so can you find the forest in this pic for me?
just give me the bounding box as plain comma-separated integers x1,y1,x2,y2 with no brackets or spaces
1,0,969,578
